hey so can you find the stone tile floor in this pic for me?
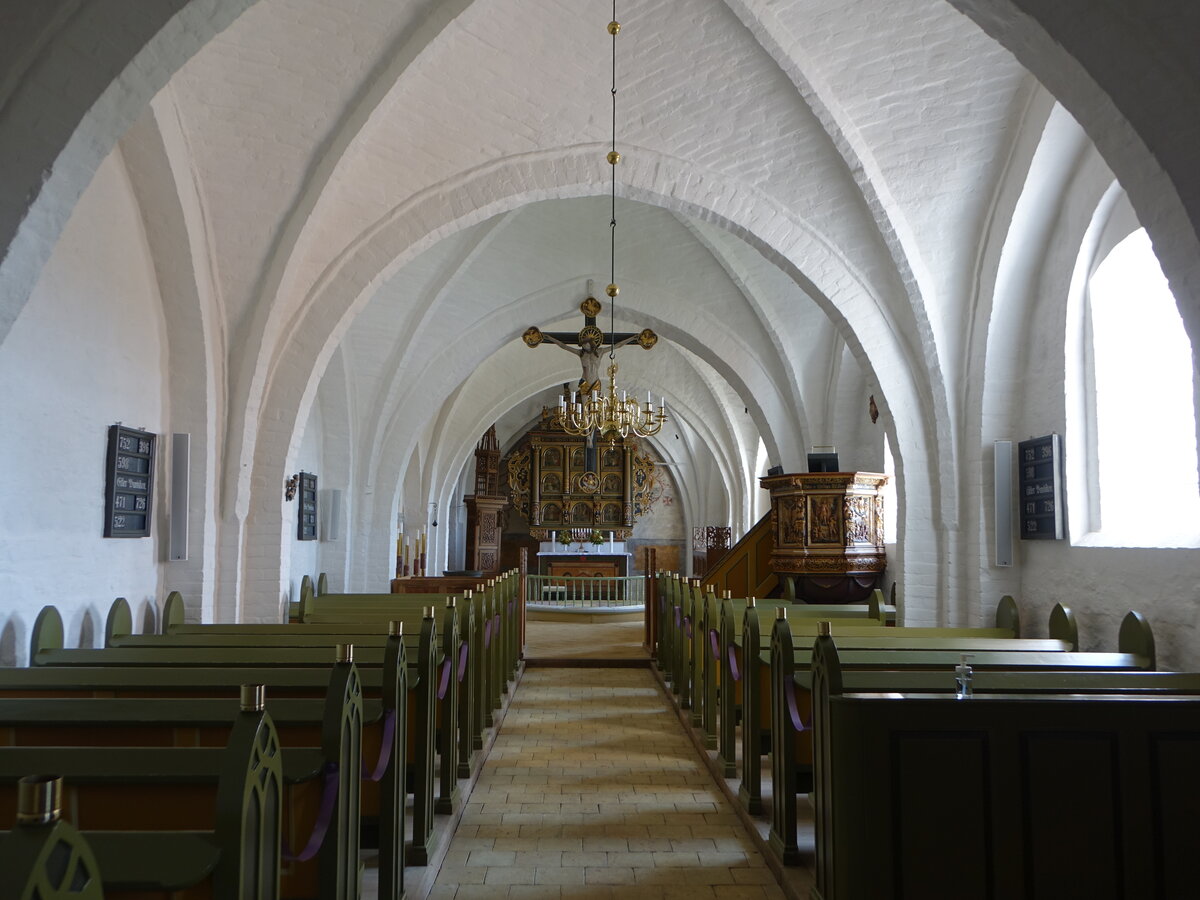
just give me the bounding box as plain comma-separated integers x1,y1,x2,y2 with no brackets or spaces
427,667,784,899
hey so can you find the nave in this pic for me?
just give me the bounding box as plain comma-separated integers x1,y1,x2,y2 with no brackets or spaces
422,666,783,900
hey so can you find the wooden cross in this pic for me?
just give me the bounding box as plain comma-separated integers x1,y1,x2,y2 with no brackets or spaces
523,295,658,395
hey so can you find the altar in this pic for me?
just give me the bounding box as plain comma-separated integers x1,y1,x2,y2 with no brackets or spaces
536,542,632,577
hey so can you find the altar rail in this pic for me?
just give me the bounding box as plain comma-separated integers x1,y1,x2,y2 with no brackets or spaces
527,575,645,610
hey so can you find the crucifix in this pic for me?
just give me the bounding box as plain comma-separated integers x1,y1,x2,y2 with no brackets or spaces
523,293,659,472
522,295,658,394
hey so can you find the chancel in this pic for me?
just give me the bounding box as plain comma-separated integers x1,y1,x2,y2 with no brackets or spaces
2,0,1199,898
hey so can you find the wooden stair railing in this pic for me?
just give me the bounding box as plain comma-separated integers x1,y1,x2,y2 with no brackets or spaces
700,512,776,598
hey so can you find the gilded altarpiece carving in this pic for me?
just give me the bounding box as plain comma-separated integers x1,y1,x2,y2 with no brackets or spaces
505,408,663,541
762,471,888,603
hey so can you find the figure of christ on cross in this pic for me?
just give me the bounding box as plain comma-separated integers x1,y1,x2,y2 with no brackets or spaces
523,295,658,395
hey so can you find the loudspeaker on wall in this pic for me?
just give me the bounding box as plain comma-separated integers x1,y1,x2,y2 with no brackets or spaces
169,433,190,561
994,440,1013,567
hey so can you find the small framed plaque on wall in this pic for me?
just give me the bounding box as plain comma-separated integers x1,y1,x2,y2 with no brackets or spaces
104,425,156,538
1018,433,1064,540
297,471,318,541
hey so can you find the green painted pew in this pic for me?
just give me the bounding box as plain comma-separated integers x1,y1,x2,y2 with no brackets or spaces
0,671,360,900
0,776,104,900
681,588,962,773
302,571,522,690
695,588,900,754
728,596,1066,811
806,632,1200,897
766,611,1158,865
15,608,433,890
297,583,519,742
0,694,282,899
113,594,470,819
45,600,453,816
713,594,1023,778
660,575,900,728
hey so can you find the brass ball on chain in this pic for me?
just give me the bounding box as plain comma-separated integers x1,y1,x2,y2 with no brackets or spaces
608,20,621,35
607,150,621,166
606,283,619,297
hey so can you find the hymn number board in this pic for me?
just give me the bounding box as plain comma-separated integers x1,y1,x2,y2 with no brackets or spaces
104,425,155,538
1018,433,1064,540
297,472,318,541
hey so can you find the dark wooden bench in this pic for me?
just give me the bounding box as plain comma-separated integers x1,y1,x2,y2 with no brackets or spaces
766,611,1158,865
123,592,476,797
43,599,458,821
806,632,1200,897
13,608,434,893
0,693,283,898
0,776,104,899
0,668,360,900
724,600,1084,816
660,576,903,725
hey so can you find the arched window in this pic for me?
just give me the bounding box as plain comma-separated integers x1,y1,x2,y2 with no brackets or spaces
1075,227,1199,547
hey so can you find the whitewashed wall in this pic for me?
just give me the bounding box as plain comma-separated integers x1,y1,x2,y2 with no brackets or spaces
0,153,168,664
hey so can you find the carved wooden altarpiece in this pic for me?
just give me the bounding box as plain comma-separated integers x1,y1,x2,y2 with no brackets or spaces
506,407,660,541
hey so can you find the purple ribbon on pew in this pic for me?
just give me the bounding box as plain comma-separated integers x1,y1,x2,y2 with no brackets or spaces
727,645,741,682
508,599,515,615
437,657,453,699
709,628,721,660
674,607,681,627
493,614,501,639
457,641,469,683
484,618,493,648
683,616,693,639
782,678,810,733
362,708,396,782
283,762,339,862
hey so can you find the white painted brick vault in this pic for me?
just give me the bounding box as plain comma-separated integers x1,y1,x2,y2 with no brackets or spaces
0,0,1198,667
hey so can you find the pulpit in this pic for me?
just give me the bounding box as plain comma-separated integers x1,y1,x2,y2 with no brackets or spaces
761,471,887,603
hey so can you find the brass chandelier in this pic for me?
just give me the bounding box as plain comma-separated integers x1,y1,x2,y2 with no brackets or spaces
556,2,667,445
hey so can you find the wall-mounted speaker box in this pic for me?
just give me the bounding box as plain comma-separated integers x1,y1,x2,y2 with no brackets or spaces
323,488,342,542
169,433,190,561
994,440,1013,567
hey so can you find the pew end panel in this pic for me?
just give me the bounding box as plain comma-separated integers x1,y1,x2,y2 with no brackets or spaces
0,797,105,900
1119,610,1156,670
994,594,1020,636
105,598,133,647
163,590,186,632
1048,602,1078,651
0,707,284,900
29,606,65,662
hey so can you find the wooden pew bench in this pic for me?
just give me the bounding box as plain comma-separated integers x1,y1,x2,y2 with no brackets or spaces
764,612,1158,864
0,696,282,899
661,578,906,725
0,775,105,900
805,633,1200,897
45,602,453,830
148,592,488,786
14,611,432,894
300,579,521,701
721,597,1036,807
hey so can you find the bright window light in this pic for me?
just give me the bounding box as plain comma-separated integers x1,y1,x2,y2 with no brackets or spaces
1088,228,1199,546
882,434,897,544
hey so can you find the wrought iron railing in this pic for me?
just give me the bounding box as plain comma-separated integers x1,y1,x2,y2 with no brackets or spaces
527,574,645,610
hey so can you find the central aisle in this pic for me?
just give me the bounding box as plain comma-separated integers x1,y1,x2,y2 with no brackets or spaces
429,667,783,899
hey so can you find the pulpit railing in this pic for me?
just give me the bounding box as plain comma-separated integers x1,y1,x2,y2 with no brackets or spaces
527,574,645,610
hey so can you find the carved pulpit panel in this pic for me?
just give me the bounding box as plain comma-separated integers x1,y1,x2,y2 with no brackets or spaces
762,471,888,603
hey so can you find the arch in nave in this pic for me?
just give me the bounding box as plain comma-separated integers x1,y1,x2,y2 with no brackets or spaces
3,0,1197,627
238,148,942,620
